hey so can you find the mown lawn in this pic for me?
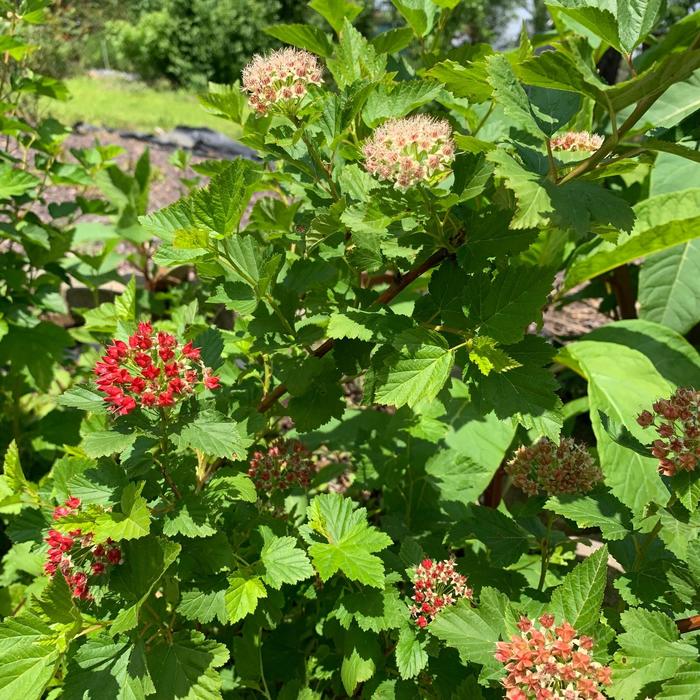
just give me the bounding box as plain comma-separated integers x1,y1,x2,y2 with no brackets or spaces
40,75,241,139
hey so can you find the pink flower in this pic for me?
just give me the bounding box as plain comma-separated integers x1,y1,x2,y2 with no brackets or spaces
506,438,602,497
409,557,472,627
550,131,604,152
242,48,323,115
363,115,455,190
495,615,611,700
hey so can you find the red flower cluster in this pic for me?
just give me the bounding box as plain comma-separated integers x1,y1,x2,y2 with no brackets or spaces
410,558,472,628
94,322,220,415
495,614,612,700
637,388,700,477
506,438,602,497
45,497,123,599
247,439,314,494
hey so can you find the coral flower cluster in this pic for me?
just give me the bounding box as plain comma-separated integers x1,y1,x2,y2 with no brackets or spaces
242,47,323,115
410,558,473,628
550,131,604,152
45,497,123,599
506,438,603,497
247,439,314,494
495,614,612,700
94,322,220,416
363,114,455,190
637,388,700,476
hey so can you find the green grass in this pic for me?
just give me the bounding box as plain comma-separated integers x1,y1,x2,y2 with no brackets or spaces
40,75,241,139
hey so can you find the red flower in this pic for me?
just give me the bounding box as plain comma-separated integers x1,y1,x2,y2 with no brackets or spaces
182,341,200,360
409,558,472,627
204,374,220,390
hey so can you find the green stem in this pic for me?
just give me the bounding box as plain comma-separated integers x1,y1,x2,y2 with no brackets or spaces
537,511,554,592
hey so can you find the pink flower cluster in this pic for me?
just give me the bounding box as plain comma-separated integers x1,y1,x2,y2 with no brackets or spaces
410,558,472,628
506,438,602,497
242,47,323,115
550,131,604,152
45,497,123,599
248,439,314,494
637,388,700,477
94,322,220,415
363,115,455,190
495,614,612,700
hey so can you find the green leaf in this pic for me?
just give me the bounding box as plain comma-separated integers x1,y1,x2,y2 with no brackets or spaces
471,335,563,441
175,412,250,460
2,440,34,497
426,53,494,103
362,79,442,127
264,24,333,57
545,492,631,541
326,19,386,88
309,0,362,33
110,537,181,634
224,576,267,624
373,329,455,410
305,493,392,588
429,597,503,671
259,527,314,590
191,159,253,237
638,240,700,335
206,471,257,505
395,626,428,680
163,496,217,538
466,266,554,344
83,430,137,459
58,385,107,413
635,69,700,130
63,636,154,700
341,627,379,695
658,662,700,700
565,188,700,289
465,505,530,567
0,614,60,700
391,0,438,37
487,53,543,137
617,0,663,55
147,631,229,700
488,149,552,229
549,545,608,636
0,163,40,199
335,585,406,633
526,85,581,137
609,609,697,699
94,482,150,543
370,27,414,54
468,336,521,376
548,1,622,52
177,586,228,625
558,339,672,513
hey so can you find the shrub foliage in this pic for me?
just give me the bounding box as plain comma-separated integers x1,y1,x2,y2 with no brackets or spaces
2,0,700,698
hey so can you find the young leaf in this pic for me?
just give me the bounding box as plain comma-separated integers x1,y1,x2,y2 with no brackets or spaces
372,329,455,410
309,0,362,33
94,482,150,543
391,0,438,37
326,19,386,88
83,430,137,459
259,527,314,590
549,545,608,636
177,586,228,626
304,493,392,588
58,385,107,413
264,24,333,58
224,576,267,624
395,626,428,680
174,411,250,460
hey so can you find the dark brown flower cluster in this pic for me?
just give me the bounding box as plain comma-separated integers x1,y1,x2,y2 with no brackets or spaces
94,322,220,415
495,614,612,700
45,497,123,599
410,558,472,628
247,439,314,494
506,438,603,497
637,388,700,476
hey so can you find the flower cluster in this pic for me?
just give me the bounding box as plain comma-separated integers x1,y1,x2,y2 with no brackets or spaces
94,322,220,416
363,115,455,190
506,438,603,497
637,388,700,477
410,558,472,628
242,47,323,115
550,131,604,152
45,498,123,599
247,439,314,494
495,614,612,700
